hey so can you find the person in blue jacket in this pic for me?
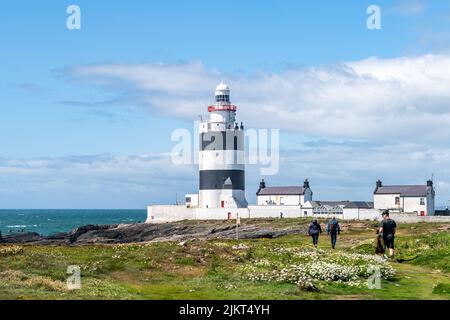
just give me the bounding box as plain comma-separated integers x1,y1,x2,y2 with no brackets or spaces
326,217,341,249
308,220,322,248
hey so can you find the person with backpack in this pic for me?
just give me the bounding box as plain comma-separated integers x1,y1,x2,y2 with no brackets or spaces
326,217,341,249
379,210,397,258
308,219,322,248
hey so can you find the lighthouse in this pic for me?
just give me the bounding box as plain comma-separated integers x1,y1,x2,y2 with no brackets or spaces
198,82,248,209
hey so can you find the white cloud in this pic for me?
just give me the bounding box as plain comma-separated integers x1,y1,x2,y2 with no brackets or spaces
0,154,197,208
70,54,450,144
387,0,428,16
50,55,450,208
1,142,450,208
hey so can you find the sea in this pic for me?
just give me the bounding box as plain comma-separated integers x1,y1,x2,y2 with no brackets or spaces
0,209,147,236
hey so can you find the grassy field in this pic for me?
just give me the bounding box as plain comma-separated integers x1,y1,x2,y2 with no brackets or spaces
0,219,449,300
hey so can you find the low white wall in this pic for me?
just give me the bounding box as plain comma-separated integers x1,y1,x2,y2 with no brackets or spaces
147,205,450,224
343,208,381,220
147,205,250,223
389,213,450,223
147,205,302,222
195,208,250,220
147,205,195,223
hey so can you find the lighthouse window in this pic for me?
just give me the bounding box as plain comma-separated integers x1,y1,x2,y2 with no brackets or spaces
234,136,238,150
216,95,230,102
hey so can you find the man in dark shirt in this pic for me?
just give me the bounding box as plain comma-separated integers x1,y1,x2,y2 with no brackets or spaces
379,210,397,258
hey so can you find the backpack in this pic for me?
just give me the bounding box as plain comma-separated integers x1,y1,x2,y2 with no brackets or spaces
329,222,336,233
309,223,319,235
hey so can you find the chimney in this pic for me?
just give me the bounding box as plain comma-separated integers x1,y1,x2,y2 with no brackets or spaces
257,179,266,195
374,179,382,194
376,180,382,188
427,180,433,187
303,179,310,189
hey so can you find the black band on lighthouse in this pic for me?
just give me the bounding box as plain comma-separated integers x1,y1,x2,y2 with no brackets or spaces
200,132,244,151
199,170,245,190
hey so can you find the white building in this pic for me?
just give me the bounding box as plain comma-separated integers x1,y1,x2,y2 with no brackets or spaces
256,179,313,206
373,180,435,216
185,194,199,208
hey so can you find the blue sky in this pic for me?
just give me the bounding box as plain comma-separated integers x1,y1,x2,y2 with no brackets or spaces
1,0,450,208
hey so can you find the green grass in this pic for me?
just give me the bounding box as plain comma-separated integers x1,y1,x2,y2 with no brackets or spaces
0,220,449,300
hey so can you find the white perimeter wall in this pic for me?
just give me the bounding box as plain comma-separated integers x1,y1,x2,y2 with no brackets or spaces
147,205,250,223
147,206,447,223
343,208,381,220
148,205,304,222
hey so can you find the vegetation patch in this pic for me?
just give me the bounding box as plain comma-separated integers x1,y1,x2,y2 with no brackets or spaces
0,221,448,300
0,269,67,292
241,247,395,291
432,283,450,296
0,245,24,257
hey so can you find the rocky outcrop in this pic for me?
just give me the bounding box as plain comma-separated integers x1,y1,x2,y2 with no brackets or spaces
0,232,42,244
0,222,307,245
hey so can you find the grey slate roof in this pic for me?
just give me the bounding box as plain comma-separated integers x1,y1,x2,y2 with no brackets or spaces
344,201,374,209
374,185,428,197
257,186,306,196
309,201,350,208
308,201,374,209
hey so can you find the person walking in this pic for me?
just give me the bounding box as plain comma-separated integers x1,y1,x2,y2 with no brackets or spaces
326,217,341,249
308,219,322,248
379,210,397,258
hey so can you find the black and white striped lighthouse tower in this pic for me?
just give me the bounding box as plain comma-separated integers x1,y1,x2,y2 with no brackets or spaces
198,82,248,209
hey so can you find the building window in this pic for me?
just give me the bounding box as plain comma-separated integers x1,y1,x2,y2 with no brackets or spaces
395,197,400,205
420,198,425,205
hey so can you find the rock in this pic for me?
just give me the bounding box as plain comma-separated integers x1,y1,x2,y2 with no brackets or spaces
2,232,42,244
232,243,249,250
3,222,308,245
178,241,188,247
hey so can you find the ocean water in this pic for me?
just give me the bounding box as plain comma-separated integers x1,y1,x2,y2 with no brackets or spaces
0,209,147,236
